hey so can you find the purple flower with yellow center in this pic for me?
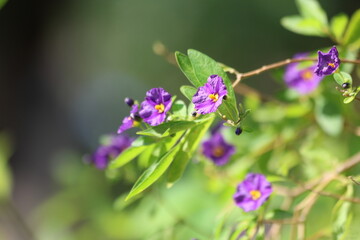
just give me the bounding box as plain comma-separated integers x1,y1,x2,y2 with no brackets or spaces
90,134,132,169
284,53,324,94
117,104,141,134
139,88,172,126
233,173,272,212
202,132,235,166
192,75,227,114
314,46,340,77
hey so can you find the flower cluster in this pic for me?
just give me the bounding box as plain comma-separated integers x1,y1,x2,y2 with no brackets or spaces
202,124,235,166
88,134,133,169
192,75,227,114
233,173,272,212
284,53,324,94
314,46,340,77
118,88,173,133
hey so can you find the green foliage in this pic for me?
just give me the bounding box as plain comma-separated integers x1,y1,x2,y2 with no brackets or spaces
0,0,7,10
0,133,12,201
333,71,352,86
331,13,348,43
343,9,360,48
281,0,329,37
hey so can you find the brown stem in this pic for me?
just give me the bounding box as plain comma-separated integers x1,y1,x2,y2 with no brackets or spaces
230,57,360,88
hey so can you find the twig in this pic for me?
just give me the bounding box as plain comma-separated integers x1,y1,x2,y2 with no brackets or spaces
230,57,360,88
349,176,360,185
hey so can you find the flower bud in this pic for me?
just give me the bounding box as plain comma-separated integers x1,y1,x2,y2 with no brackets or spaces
124,97,134,107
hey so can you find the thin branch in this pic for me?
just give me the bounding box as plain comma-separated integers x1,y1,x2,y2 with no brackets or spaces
349,176,360,185
230,57,360,88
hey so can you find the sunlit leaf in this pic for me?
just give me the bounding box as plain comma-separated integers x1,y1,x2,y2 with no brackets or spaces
281,16,327,37
109,136,156,169
331,13,348,42
125,135,185,201
296,0,328,25
137,121,197,138
180,85,197,101
167,116,214,185
343,9,360,48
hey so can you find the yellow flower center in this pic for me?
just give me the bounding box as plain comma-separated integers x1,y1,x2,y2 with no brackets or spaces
155,103,165,113
212,146,224,157
208,93,219,102
250,190,261,200
328,62,335,68
301,70,313,81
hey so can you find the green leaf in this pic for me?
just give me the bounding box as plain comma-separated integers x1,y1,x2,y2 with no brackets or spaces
109,136,155,169
295,0,327,25
175,51,202,87
0,132,12,201
0,0,7,10
167,116,214,185
343,9,360,48
180,85,197,101
171,100,187,118
315,95,344,136
332,185,353,240
333,72,352,86
125,134,185,201
343,96,355,104
331,13,349,42
281,16,327,37
187,49,239,123
137,120,197,138
266,209,293,220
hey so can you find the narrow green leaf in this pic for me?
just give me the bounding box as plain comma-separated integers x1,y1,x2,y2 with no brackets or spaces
109,136,155,169
331,13,349,42
180,85,197,101
125,135,184,201
137,121,197,138
343,9,360,48
281,16,327,37
175,51,201,87
167,116,214,184
296,0,327,25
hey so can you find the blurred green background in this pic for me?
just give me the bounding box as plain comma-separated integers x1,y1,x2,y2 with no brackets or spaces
0,0,359,239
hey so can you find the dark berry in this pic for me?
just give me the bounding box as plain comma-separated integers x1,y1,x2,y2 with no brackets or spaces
223,95,228,100
235,127,242,135
342,83,350,89
124,97,134,107
192,111,197,117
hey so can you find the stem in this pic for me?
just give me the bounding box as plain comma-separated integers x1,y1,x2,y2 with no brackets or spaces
231,57,360,88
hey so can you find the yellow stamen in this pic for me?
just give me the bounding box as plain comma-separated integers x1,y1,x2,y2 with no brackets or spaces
155,104,165,113
328,63,335,68
301,70,313,81
250,190,261,200
209,93,219,102
212,146,224,157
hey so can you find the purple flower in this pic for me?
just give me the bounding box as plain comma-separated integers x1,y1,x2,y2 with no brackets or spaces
139,88,172,126
202,132,235,166
284,53,324,94
90,134,132,169
117,104,141,134
192,75,227,114
314,46,340,77
233,173,272,212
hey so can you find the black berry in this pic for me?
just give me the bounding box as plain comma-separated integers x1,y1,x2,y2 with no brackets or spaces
124,97,134,107
235,127,242,135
